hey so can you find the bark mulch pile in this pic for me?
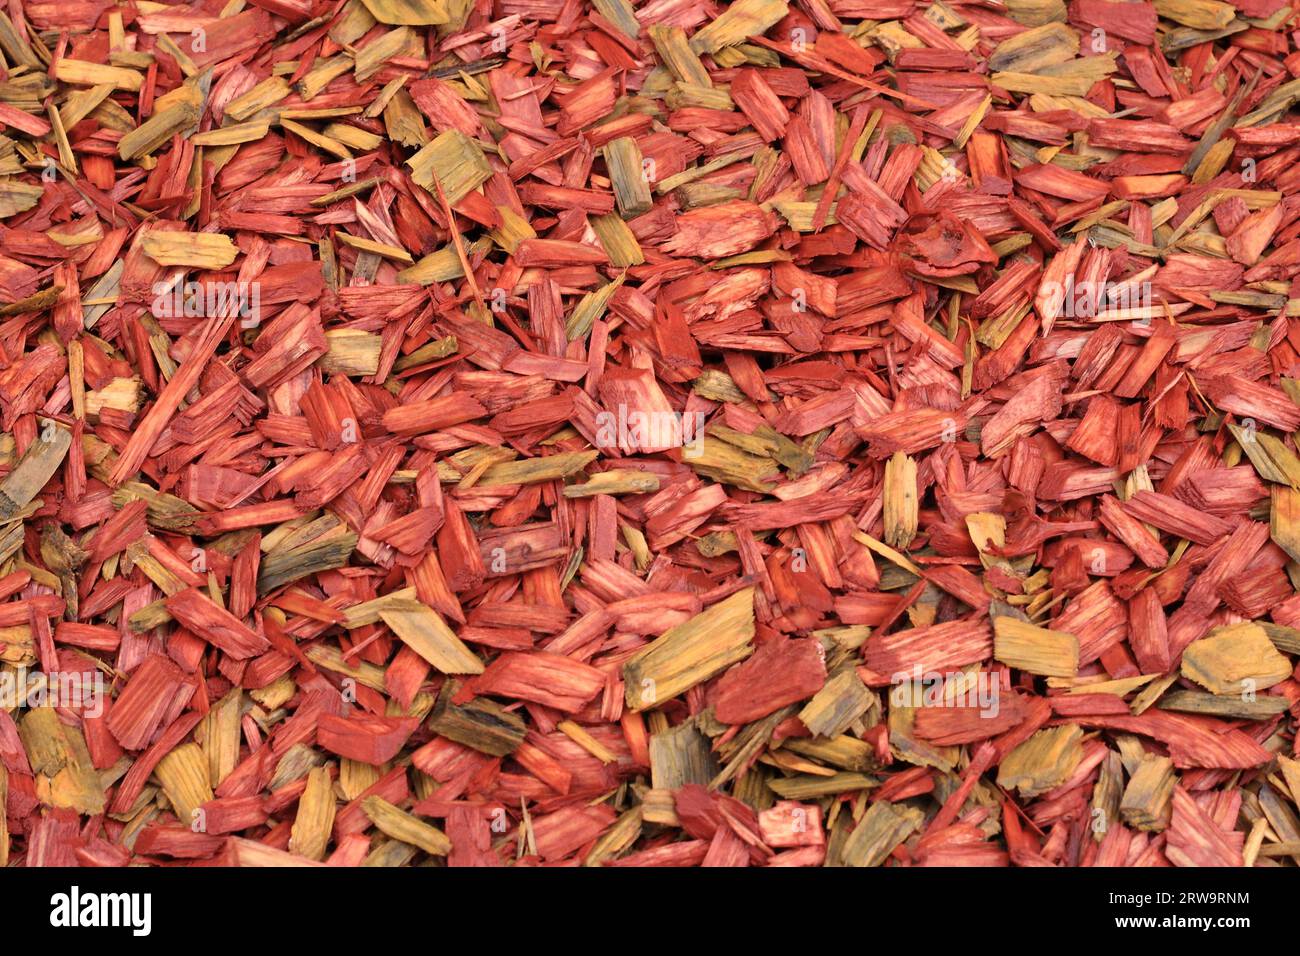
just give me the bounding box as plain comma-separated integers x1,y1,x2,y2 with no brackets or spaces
2,0,1300,867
